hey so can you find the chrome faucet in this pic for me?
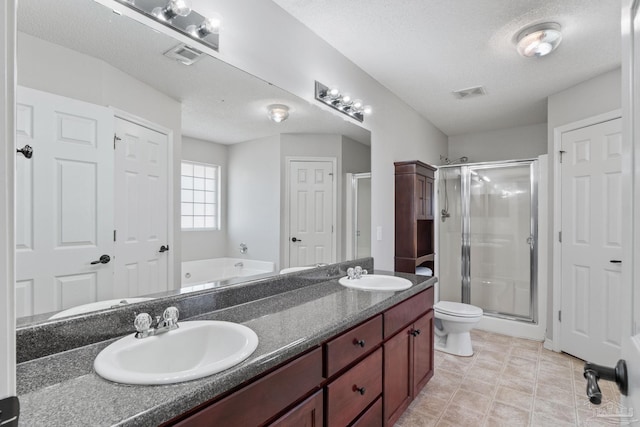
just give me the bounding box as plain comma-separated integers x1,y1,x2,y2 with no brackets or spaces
347,266,368,280
234,261,244,268
239,243,248,254
134,306,179,339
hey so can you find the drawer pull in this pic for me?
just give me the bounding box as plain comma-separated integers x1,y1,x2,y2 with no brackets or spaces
353,339,366,348
353,385,366,395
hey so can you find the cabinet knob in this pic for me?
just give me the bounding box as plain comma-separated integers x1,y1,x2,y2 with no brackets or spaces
410,329,421,337
353,339,366,348
352,385,366,395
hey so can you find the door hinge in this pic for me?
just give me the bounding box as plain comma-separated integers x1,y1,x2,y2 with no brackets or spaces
558,231,562,242
559,150,566,163
558,310,562,322
114,134,121,149
114,230,117,242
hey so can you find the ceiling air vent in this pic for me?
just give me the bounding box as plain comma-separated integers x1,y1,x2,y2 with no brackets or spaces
163,43,204,66
452,86,486,100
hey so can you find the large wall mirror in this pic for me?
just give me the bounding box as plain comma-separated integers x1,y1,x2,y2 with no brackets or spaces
16,0,371,325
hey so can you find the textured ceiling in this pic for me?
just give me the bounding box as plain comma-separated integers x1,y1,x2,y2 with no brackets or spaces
272,0,621,136
17,0,370,145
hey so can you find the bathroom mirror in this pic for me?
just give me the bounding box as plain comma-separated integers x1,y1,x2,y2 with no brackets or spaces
15,0,371,324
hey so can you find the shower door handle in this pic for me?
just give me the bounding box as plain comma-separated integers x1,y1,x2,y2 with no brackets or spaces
526,236,534,248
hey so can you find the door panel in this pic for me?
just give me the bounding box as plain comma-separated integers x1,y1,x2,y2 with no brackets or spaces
114,117,169,298
288,161,334,267
15,86,114,316
560,117,622,365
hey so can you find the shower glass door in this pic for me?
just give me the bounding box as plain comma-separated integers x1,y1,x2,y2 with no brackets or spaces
465,162,537,321
438,160,538,323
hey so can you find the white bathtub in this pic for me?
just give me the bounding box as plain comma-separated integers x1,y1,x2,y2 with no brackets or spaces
181,258,275,287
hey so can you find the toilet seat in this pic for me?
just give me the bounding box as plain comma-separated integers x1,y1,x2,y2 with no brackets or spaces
434,301,483,318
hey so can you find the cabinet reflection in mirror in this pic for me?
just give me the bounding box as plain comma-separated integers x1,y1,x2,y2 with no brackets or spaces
15,0,371,324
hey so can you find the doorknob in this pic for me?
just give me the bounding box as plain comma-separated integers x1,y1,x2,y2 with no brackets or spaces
159,245,170,253
583,359,628,405
16,144,33,159
291,237,302,242
90,254,111,265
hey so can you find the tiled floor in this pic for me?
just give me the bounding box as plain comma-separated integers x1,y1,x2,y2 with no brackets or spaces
395,329,623,427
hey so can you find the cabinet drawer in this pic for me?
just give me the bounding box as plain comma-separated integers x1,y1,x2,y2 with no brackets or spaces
326,348,382,427
352,397,382,427
384,287,434,338
324,315,382,377
172,348,322,427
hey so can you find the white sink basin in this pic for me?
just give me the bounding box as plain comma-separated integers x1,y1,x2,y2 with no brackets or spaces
338,274,413,291
94,321,259,385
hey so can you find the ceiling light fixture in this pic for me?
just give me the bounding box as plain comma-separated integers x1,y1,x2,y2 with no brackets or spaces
315,81,371,123
114,0,221,52
515,23,562,58
267,104,290,123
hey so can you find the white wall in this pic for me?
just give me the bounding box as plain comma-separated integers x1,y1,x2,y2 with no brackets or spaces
545,67,622,339
448,123,547,163
228,135,281,267
0,0,16,399
17,32,183,286
181,137,228,262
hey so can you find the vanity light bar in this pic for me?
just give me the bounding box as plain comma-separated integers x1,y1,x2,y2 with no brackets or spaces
314,81,371,123
114,0,220,52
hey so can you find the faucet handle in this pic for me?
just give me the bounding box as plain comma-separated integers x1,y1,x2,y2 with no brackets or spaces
134,313,153,337
163,306,179,323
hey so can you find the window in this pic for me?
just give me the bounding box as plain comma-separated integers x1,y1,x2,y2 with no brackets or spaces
181,161,220,230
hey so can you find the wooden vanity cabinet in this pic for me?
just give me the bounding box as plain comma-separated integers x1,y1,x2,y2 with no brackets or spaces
394,161,437,274
165,288,433,427
383,288,435,427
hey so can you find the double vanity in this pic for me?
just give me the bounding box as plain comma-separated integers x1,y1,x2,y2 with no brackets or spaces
16,259,436,426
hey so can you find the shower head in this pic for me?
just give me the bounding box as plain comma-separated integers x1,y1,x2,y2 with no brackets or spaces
441,156,469,165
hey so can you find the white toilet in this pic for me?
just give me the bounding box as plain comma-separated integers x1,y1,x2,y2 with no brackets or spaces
433,301,483,357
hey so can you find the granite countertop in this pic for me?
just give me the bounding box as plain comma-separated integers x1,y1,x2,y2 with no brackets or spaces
17,271,436,427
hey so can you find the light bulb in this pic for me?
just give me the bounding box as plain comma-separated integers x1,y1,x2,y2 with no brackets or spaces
152,0,191,21
363,105,372,115
352,99,363,110
187,14,222,37
341,94,353,106
328,87,340,99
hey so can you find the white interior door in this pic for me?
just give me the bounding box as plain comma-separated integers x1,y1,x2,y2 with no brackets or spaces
288,160,335,267
113,117,169,297
621,0,640,416
560,117,623,366
15,86,114,317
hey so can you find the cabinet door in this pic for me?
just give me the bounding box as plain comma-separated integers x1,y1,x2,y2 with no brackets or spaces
424,177,434,220
383,328,412,427
270,391,323,427
412,310,434,396
415,174,428,220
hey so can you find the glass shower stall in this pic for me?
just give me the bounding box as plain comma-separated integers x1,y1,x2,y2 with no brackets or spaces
438,160,538,322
